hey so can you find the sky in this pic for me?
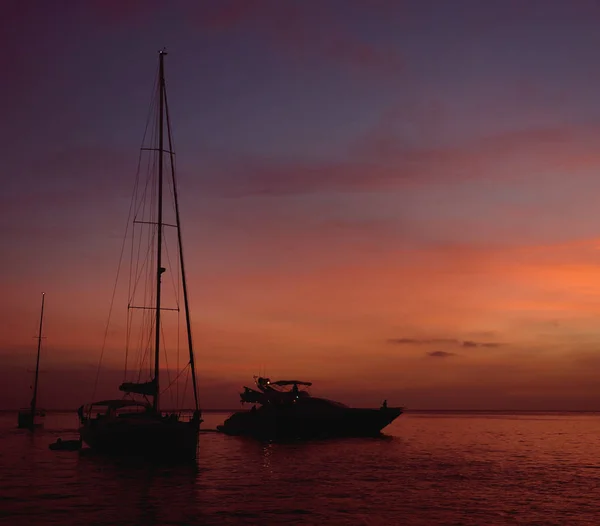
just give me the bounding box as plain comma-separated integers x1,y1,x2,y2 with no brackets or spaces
3,0,600,410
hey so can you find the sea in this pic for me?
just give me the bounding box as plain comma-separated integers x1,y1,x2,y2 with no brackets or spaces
1,410,599,525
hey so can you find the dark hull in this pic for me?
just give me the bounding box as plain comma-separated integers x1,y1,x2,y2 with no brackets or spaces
218,406,402,441
49,439,82,451
79,415,200,461
17,410,44,430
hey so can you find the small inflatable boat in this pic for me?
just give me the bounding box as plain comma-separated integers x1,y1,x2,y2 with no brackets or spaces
49,438,82,451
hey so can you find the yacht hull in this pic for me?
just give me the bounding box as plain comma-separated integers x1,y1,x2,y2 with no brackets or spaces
218,406,402,440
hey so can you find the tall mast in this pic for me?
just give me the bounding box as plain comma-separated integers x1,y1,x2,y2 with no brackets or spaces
164,87,200,412
30,292,45,420
153,49,167,412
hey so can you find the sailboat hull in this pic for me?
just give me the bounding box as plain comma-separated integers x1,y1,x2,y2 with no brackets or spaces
79,414,201,461
17,409,45,430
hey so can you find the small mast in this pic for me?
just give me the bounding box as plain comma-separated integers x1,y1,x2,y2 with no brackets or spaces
30,292,45,421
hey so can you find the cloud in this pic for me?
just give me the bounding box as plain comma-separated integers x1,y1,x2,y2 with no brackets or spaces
388,338,458,345
388,338,504,348
426,351,457,358
192,1,404,76
462,340,505,348
467,341,505,348
192,122,600,198
192,153,408,197
5,146,134,204
356,120,596,169
0,147,136,247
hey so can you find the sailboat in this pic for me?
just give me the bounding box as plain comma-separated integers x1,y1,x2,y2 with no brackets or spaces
78,49,202,461
18,292,47,430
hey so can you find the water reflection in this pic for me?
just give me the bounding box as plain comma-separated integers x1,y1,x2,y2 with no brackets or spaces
261,442,274,473
75,448,201,525
2,411,600,525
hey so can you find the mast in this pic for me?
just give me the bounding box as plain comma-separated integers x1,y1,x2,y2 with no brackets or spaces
153,49,167,412
30,292,45,419
164,86,200,412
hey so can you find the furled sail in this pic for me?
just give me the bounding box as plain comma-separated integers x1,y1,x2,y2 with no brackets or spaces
119,379,157,396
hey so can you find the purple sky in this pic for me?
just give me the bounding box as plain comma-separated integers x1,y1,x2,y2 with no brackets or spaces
4,0,600,409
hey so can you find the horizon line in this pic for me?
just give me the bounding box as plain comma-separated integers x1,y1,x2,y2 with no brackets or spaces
1,408,599,414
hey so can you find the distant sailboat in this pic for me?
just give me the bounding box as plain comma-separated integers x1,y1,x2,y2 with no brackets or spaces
18,292,47,430
78,49,202,461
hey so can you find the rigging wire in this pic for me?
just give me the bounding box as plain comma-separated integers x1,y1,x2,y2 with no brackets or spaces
164,82,200,411
160,321,174,409
177,218,181,408
125,70,160,384
161,362,190,396
161,107,183,407
131,66,161,386
91,61,159,401
182,367,190,409
130,70,160,385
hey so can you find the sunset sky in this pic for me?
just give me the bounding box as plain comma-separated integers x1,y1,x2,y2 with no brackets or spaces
3,0,600,410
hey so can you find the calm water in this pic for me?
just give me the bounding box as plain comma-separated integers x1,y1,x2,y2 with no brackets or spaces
1,411,600,525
